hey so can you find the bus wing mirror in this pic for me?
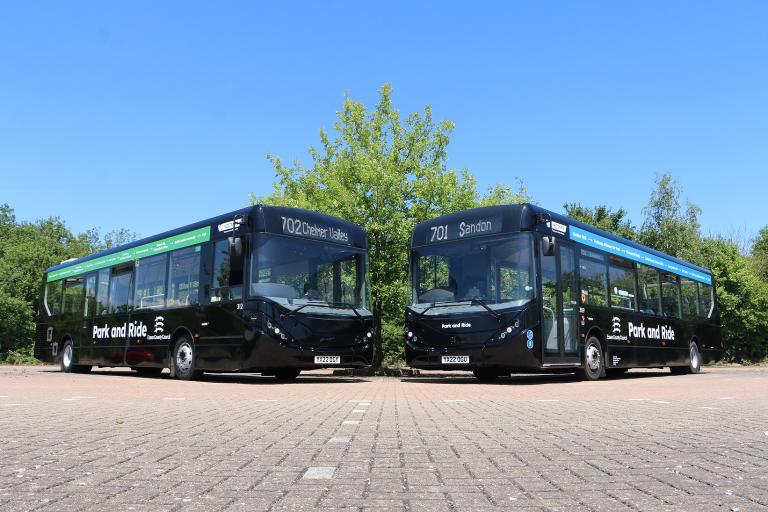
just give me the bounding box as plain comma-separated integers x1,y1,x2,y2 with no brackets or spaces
541,236,556,256
229,236,243,258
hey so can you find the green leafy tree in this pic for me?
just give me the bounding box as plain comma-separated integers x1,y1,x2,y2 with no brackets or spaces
700,237,768,361
563,203,637,240
253,85,529,364
640,173,703,262
751,226,768,282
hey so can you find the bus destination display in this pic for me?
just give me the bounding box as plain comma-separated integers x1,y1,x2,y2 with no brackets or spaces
425,215,502,243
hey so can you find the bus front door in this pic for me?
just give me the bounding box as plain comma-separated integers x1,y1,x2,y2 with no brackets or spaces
541,241,580,365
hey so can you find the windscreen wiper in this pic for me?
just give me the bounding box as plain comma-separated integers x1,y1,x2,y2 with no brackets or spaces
414,298,501,321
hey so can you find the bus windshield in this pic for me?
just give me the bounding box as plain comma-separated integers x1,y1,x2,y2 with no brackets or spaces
412,233,535,312
250,234,367,314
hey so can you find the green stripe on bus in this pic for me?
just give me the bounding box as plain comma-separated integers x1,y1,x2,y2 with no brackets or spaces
46,226,211,282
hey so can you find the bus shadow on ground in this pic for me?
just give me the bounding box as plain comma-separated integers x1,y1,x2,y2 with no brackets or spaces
401,370,671,385
54,369,367,384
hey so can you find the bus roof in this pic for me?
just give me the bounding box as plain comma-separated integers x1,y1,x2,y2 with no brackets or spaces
45,205,367,277
411,203,712,281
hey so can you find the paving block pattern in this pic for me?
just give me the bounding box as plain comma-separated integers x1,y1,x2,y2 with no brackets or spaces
1,366,767,511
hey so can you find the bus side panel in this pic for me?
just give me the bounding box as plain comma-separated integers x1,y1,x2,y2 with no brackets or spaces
33,321,54,363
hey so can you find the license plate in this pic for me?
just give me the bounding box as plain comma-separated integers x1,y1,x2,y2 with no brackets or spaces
314,355,341,365
442,355,469,364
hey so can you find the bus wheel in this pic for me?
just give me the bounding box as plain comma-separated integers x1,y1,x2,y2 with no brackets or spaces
473,369,500,382
577,337,604,381
671,342,701,375
274,369,301,382
60,340,74,373
173,336,199,381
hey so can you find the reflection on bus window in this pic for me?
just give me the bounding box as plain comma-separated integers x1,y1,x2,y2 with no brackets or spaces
608,256,636,311
168,246,201,307
660,272,681,318
637,264,660,315
134,254,167,309
212,239,243,301
579,251,607,307
413,234,535,307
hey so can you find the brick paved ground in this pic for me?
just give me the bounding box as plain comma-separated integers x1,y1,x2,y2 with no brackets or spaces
1,365,767,512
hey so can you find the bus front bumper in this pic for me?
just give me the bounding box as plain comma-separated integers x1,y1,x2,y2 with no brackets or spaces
405,333,541,371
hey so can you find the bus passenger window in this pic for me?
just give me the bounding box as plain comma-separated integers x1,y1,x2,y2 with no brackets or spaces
698,283,713,319
84,274,97,318
680,277,699,319
212,239,243,301
660,272,681,318
96,268,110,315
168,246,201,307
62,277,84,316
135,254,168,309
608,257,636,311
579,251,608,307
45,280,63,316
637,264,660,315
108,267,133,313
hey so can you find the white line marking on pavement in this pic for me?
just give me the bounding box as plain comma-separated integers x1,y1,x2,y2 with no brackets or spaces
2,404,21,407
342,420,359,425
329,437,350,443
303,467,335,479
0,395,9,398
700,407,719,410
443,399,465,403
253,399,278,402
628,398,650,401
536,399,560,402
63,396,97,401
352,409,366,413
764,432,768,436
718,397,735,400
652,401,670,404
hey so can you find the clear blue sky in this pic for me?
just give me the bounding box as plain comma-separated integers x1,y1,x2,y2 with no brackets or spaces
2,1,766,243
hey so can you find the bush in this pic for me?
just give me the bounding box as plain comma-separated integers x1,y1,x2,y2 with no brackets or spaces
0,290,35,354
380,320,406,366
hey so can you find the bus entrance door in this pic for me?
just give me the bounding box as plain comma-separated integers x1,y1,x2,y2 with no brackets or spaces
541,241,580,365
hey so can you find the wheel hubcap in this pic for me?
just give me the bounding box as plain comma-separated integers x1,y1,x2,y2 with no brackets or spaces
63,345,72,368
691,346,699,368
176,342,193,373
586,344,601,371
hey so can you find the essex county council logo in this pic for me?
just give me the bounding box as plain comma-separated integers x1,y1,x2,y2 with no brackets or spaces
154,316,165,334
611,316,621,334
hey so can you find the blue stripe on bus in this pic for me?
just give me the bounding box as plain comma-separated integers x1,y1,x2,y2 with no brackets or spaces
568,225,712,285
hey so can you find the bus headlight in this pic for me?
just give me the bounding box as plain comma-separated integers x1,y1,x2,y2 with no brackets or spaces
407,331,413,338
366,331,372,339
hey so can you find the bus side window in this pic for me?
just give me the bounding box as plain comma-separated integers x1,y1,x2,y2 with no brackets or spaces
680,277,699,319
44,280,63,317
96,268,110,315
579,249,608,307
84,274,97,318
108,266,134,314
212,239,243,301
135,254,168,309
608,256,636,311
62,277,84,316
168,246,201,307
660,272,681,319
637,264,660,315
698,283,713,319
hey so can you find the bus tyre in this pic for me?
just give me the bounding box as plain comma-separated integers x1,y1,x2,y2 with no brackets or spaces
671,342,701,375
173,336,199,381
60,340,74,373
274,369,301,382
473,369,500,382
577,337,604,381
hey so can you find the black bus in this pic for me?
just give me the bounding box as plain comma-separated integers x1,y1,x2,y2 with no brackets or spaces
35,205,373,380
405,203,722,380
